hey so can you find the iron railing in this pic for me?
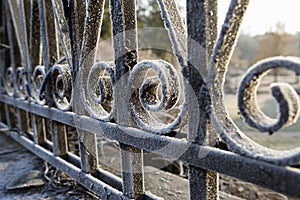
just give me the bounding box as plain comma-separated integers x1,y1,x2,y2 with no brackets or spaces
1,0,300,199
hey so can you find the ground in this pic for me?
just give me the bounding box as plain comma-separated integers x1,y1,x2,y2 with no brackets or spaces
0,133,97,200
0,122,298,199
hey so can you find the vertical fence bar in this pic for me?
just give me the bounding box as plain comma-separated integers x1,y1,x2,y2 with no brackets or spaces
7,0,23,65
77,130,98,173
65,0,97,174
50,120,68,156
19,0,32,94
29,0,41,69
8,105,17,128
6,0,31,134
39,0,70,158
0,1,4,92
16,109,30,133
73,0,105,174
186,0,217,144
110,0,144,198
1,1,9,95
67,0,86,75
29,0,41,143
31,114,46,145
5,2,21,97
7,1,28,101
119,143,144,198
39,0,57,105
186,0,219,199
23,0,31,57
4,104,12,128
188,167,219,200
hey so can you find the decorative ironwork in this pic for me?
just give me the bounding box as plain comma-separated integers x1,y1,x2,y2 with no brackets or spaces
238,57,300,134
32,65,46,104
128,60,185,134
81,61,115,121
1,0,300,199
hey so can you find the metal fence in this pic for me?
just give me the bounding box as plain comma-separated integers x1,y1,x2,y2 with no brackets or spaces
1,0,300,199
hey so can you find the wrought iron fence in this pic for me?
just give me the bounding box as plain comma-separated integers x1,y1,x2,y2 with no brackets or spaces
1,0,300,199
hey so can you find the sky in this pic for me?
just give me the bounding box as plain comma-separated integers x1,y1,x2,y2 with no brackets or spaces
218,0,300,36
177,0,300,36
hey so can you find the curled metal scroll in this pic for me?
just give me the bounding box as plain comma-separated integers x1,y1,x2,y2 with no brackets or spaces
4,67,15,96
32,65,46,104
238,57,300,134
51,64,72,111
210,73,300,165
128,60,186,134
208,0,300,165
210,56,300,165
81,61,115,121
16,67,27,99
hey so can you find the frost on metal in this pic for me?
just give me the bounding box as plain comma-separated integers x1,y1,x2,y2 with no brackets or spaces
156,0,187,68
238,57,300,134
128,60,186,134
32,65,46,105
2,0,300,199
51,64,72,111
80,61,115,121
208,0,300,165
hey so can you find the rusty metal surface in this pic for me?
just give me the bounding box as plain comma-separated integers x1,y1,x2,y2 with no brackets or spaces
1,0,300,199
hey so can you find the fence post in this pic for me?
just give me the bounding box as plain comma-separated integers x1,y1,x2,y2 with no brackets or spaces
70,0,104,174
31,115,46,145
186,0,219,199
110,0,145,198
2,0,300,199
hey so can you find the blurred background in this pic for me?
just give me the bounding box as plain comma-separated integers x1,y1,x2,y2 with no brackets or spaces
95,1,300,199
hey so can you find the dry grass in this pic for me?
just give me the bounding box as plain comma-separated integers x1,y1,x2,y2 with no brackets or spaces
224,93,300,150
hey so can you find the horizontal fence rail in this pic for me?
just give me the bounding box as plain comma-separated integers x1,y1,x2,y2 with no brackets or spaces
1,0,300,199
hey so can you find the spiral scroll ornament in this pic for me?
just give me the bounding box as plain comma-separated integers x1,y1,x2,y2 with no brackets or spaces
238,57,300,134
16,67,27,99
128,60,186,134
51,64,72,111
205,0,300,165
81,61,115,121
209,56,300,165
4,67,15,96
32,65,46,105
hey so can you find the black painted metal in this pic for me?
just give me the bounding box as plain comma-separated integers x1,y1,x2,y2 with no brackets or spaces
1,0,300,199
